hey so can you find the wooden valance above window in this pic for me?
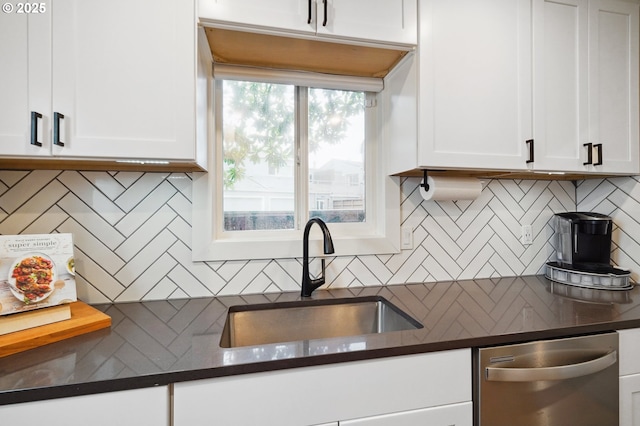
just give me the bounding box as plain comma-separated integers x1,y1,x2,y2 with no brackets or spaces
203,27,410,79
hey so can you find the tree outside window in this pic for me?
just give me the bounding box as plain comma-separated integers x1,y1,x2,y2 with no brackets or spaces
221,80,366,231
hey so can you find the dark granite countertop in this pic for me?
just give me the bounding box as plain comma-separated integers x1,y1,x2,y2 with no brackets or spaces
2,275,640,405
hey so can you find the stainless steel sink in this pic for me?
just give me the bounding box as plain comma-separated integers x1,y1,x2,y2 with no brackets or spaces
219,296,423,348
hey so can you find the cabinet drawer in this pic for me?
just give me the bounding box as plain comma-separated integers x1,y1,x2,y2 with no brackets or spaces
174,349,471,426
0,386,170,426
340,401,472,426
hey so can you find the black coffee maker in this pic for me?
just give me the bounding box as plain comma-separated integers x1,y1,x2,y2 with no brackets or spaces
547,212,631,288
555,212,612,273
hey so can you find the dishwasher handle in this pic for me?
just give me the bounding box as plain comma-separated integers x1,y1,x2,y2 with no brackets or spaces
486,350,617,382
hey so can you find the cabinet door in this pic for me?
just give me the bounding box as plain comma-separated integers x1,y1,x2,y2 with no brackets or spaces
588,0,639,174
620,328,640,376
339,401,472,426
198,0,313,34
318,0,417,46
0,386,170,426
51,0,197,161
620,374,640,426
418,0,532,170
0,2,50,156
619,328,640,426
532,0,589,172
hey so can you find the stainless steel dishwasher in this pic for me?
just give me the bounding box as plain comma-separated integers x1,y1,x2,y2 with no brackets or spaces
475,332,618,426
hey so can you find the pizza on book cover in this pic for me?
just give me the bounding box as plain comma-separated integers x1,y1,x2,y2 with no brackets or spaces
0,233,77,316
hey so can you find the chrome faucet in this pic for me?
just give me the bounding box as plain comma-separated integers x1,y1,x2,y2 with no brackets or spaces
301,217,335,297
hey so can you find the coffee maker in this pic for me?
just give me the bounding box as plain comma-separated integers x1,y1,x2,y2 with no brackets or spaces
555,212,612,272
546,212,631,289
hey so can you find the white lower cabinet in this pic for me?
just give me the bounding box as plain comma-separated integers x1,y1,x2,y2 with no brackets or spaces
173,349,472,426
339,402,472,425
621,374,640,426
0,386,170,426
620,328,640,425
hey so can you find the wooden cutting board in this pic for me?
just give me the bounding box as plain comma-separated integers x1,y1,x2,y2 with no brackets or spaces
0,301,111,358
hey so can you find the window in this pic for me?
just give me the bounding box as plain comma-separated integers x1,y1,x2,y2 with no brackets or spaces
192,68,399,261
222,80,366,231
221,81,296,231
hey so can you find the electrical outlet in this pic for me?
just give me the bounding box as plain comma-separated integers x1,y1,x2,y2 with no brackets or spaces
401,226,413,250
521,225,533,245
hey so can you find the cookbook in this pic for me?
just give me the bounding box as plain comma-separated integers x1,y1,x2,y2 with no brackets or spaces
0,233,77,316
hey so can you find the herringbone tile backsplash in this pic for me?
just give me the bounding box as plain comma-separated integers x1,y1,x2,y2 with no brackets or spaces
0,170,635,304
576,176,640,282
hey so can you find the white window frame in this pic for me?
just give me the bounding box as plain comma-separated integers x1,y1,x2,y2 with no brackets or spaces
192,74,400,261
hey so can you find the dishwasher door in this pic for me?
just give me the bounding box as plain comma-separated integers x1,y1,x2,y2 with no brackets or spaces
476,332,618,426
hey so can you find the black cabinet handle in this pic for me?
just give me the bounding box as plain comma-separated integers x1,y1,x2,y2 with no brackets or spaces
594,143,603,166
525,139,534,163
307,0,312,24
323,0,327,26
583,143,593,165
30,111,43,147
53,112,65,147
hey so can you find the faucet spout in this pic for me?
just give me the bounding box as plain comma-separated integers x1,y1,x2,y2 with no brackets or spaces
301,217,335,297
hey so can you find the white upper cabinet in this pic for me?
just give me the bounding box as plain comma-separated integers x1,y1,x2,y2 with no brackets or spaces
386,0,533,174
198,0,417,47
1,0,207,169
51,0,201,162
533,0,639,174
419,0,532,171
0,2,50,157
316,0,417,46
198,0,313,34
532,0,589,172
385,0,639,176
587,0,639,174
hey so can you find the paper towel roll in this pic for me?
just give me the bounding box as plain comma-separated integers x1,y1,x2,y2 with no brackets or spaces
419,176,483,201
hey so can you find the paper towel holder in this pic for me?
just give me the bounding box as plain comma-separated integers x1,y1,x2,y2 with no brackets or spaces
420,170,430,191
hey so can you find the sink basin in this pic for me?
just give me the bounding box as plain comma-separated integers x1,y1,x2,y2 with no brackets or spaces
219,296,423,348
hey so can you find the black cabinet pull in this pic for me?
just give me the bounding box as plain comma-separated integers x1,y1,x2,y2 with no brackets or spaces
594,143,603,166
53,112,65,147
583,143,593,165
322,0,327,26
525,139,534,163
307,0,312,24
30,111,42,147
